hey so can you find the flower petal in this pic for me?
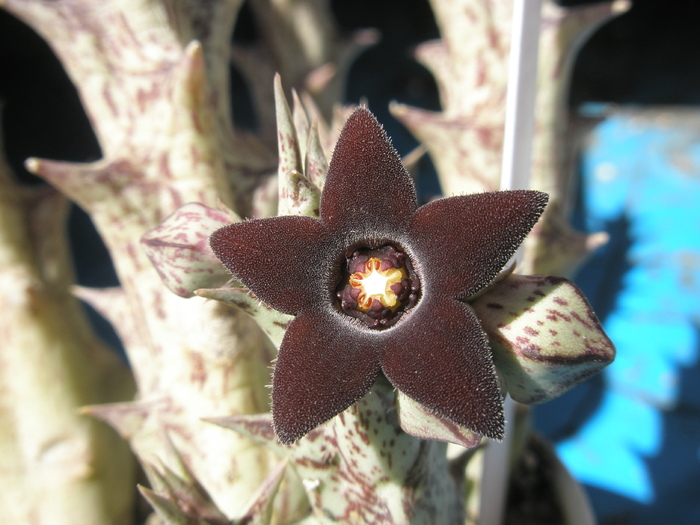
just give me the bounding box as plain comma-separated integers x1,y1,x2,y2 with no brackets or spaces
380,298,505,440
272,310,380,444
320,108,418,232
210,216,326,315
409,190,548,299
472,274,615,404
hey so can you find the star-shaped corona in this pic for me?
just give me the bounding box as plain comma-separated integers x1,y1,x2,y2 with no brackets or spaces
337,244,420,328
350,258,405,311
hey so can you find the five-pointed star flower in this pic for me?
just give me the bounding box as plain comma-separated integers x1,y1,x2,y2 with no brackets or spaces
210,108,548,445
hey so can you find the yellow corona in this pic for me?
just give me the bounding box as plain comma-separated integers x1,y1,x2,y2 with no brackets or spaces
349,258,407,311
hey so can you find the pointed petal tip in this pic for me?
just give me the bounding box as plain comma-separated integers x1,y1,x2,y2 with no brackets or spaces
270,421,302,447
321,107,418,230
410,189,550,299
184,38,203,58
208,223,232,262
534,188,549,207
204,414,280,447
507,189,549,219
336,107,387,149
234,460,288,523
271,311,380,445
345,106,376,124
381,298,505,441
271,381,366,446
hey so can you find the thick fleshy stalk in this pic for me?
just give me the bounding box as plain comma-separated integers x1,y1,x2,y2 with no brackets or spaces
0,139,135,524
1,0,279,517
212,377,466,524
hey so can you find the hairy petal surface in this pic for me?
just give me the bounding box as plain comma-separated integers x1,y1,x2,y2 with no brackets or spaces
320,108,418,232
272,311,380,444
210,216,325,315
380,298,505,440
410,191,548,299
472,274,615,404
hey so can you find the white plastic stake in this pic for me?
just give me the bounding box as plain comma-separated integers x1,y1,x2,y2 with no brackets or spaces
500,0,543,192
480,1,542,525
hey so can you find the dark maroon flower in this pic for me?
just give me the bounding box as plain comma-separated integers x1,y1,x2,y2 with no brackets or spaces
210,108,548,445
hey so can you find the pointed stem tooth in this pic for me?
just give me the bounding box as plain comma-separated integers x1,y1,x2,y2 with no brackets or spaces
292,89,310,162
196,287,292,349
72,285,138,348
204,414,279,447
299,91,331,148
138,485,191,525
391,101,502,196
142,448,230,523
71,285,125,317
25,158,107,212
81,400,154,440
159,431,195,482
141,461,172,497
304,120,329,191
275,74,306,217
234,460,288,524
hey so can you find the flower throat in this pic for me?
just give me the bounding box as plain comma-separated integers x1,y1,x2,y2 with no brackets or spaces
336,245,420,329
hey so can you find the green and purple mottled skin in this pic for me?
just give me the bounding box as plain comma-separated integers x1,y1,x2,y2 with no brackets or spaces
210,108,548,445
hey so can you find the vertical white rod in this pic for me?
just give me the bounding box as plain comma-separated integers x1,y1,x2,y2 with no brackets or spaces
500,0,543,192
480,396,517,525
480,1,542,524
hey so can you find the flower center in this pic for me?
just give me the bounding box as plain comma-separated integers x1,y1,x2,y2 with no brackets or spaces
336,245,420,329
349,258,406,311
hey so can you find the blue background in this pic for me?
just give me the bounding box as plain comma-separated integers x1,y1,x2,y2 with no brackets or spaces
534,110,700,524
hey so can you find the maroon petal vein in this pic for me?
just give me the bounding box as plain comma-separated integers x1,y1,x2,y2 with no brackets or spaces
272,310,381,444
409,190,548,300
380,297,505,440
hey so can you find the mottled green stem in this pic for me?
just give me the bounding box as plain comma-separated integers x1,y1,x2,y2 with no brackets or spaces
1,0,279,517
0,135,135,524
